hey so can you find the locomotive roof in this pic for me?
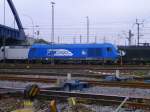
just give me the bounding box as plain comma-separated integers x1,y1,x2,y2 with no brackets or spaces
31,43,115,48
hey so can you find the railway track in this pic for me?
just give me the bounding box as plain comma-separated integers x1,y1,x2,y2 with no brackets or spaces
0,68,150,81
0,70,108,79
0,64,150,110
0,87,150,110
1,64,150,70
0,75,150,89
36,90,150,110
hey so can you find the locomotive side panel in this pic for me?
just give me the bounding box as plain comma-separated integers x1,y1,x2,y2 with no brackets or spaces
28,43,119,63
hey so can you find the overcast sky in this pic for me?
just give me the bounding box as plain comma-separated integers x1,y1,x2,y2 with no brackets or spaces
0,0,150,45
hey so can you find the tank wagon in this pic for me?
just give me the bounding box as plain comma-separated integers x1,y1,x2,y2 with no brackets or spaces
28,43,119,64
119,46,150,64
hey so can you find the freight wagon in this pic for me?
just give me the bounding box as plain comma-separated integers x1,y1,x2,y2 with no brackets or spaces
0,46,30,62
119,46,150,64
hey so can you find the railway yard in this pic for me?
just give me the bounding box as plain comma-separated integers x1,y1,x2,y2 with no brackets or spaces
1,0,150,111
0,64,150,112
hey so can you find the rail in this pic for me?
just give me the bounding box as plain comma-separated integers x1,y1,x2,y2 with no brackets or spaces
0,87,150,110
1,64,150,70
0,75,150,89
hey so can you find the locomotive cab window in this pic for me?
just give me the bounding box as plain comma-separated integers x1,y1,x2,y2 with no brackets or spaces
107,47,112,52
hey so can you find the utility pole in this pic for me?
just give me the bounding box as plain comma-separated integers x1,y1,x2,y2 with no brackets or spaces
3,0,6,63
51,2,55,44
51,2,55,65
127,30,134,46
86,16,89,43
36,30,40,39
135,19,143,46
80,35,82,44
4,0,5,25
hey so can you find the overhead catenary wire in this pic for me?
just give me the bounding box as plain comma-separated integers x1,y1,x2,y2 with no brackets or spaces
17,17,150,44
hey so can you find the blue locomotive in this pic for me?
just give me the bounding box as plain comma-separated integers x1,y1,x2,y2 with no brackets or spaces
28,43,119,64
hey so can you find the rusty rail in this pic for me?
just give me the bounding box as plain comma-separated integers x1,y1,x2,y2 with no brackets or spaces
0,75,150,89
0,86,150,110
0,64,150,70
